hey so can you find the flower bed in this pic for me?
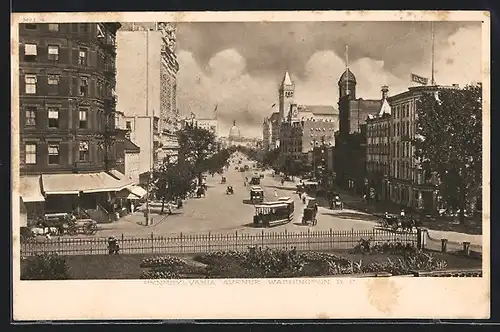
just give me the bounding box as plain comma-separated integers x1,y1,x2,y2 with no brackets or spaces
139,243,450,279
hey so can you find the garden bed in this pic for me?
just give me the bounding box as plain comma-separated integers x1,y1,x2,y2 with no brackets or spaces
21,245,481,280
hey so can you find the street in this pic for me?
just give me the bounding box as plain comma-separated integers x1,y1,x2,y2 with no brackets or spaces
84,153,378,238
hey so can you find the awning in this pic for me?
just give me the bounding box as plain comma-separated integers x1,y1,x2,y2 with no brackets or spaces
128,185,147,199
108,169,134,190
19,176,45,202
42,171,134,195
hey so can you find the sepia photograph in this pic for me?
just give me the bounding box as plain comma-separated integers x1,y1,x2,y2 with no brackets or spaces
11,11,490,320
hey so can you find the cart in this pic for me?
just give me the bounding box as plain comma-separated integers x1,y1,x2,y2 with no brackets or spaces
66,219,98,235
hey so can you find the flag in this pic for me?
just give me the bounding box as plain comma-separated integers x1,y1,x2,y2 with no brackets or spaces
411,73,428,85
214,104,218,113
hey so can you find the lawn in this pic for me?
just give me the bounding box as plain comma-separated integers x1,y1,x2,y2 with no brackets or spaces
20,249,482,280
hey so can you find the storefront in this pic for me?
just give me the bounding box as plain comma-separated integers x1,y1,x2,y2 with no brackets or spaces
19,175,45,223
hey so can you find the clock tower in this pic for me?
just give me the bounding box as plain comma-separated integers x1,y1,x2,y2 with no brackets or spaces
279,71,295,122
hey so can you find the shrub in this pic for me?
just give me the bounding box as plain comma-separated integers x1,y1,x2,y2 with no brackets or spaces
141,256,187,268
22,253,70,280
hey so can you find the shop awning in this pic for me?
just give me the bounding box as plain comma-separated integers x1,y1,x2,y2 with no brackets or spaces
108,169,134,190
19,176,45,202
128,185,147,198
42,172,134,195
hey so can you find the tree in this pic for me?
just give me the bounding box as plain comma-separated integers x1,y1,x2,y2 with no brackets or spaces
414,84,482,223
206,148,232,175
262,148,281,169
177,123,220,184
151,158,196,214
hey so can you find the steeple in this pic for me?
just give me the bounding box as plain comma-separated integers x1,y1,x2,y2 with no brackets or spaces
282,71,293,86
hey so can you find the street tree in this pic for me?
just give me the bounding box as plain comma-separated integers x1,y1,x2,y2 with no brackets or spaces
151,158,196,214
206,148,232,175
262,147,281,169
414,84,482,223
177,123,220,185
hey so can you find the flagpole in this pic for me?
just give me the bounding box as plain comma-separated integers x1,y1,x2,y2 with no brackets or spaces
431,22,436,86
345,45,349,96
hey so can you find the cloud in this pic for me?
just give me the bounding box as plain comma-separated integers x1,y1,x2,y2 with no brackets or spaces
176,22,482,138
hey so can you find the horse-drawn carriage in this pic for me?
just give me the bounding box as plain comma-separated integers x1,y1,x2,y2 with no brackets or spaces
379,212,421,232
196,186,206,198
30,213,98,237
302,198,318,226
226,186,234,195
250,186,264,203
327,192,344,210
221,176,227,184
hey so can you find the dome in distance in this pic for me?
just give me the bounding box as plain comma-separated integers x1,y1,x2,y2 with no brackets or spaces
338,68,357,85
229,120,241,139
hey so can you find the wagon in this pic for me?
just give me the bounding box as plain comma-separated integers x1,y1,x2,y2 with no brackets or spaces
66,219,98,235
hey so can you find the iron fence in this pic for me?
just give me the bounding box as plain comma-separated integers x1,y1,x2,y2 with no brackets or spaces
20,228,418,257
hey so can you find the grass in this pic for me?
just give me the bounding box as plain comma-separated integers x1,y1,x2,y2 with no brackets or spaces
20,249,482,280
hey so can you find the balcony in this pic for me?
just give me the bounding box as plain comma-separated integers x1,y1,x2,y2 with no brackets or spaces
103,64,116,76
97,37,117,54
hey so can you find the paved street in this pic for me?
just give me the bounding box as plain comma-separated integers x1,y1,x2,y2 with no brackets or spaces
63,153,378,239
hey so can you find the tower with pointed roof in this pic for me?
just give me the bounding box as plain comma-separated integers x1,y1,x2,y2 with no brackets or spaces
338,68,357,100
278,71,295,122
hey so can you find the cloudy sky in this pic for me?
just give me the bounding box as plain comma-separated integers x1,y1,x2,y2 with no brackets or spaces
174,21,482,138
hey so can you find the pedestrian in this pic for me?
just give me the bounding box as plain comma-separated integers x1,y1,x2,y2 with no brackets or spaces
274,190,278,198
130,201,135,213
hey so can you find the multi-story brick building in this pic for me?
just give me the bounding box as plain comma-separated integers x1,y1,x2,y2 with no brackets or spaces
366,86,392,200
116,22,180,171
277,71,338,171
335,68,381,193
386,85,459,212
18,22,134,221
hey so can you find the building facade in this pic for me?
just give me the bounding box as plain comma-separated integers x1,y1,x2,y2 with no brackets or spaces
366,86,392,201
180,115,218,135
335,68,380,192
386,85,459,212
262,116,272,151
18,22,135,221
116,22,180,167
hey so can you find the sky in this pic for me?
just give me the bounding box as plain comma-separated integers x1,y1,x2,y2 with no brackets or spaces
174,21,482,138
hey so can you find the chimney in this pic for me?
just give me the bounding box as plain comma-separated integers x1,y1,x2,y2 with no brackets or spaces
381,86,389,100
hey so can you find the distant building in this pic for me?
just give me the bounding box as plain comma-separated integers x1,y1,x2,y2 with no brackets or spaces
276,71,339,168
18,22,134,220
269,112,281,149
262,116,272,151
116,22,180,169
114,128,141,183
180,114,218,135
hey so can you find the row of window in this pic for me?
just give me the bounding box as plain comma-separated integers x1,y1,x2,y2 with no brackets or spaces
23,43,88,64
367,120,416,138
24,141,91,165
23,23,114,45
392,101,414,119
367,141,414,160
23,73,112,98
24,106,94,129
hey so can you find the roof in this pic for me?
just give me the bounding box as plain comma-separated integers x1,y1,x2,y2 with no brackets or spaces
301,105,339,115
270,112,280,121
282,71,293,86
255,202,288,208
338,68,357,84
378,98,392,116
251,186,263,191
124,138,140,153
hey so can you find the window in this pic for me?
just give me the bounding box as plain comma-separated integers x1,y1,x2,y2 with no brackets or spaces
25,106,36,126
126,121,131,131
47,74,59,94
48,108,59,128
79,141,89,161
24,43,37,61
25,143,37,164
25,74,37,94
48,45,59,61
79,109,87,129
48,23,59,31
79,77,88,96
25,24,37,30
48,143,60,165
78,48,87,66
81,23,89,33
